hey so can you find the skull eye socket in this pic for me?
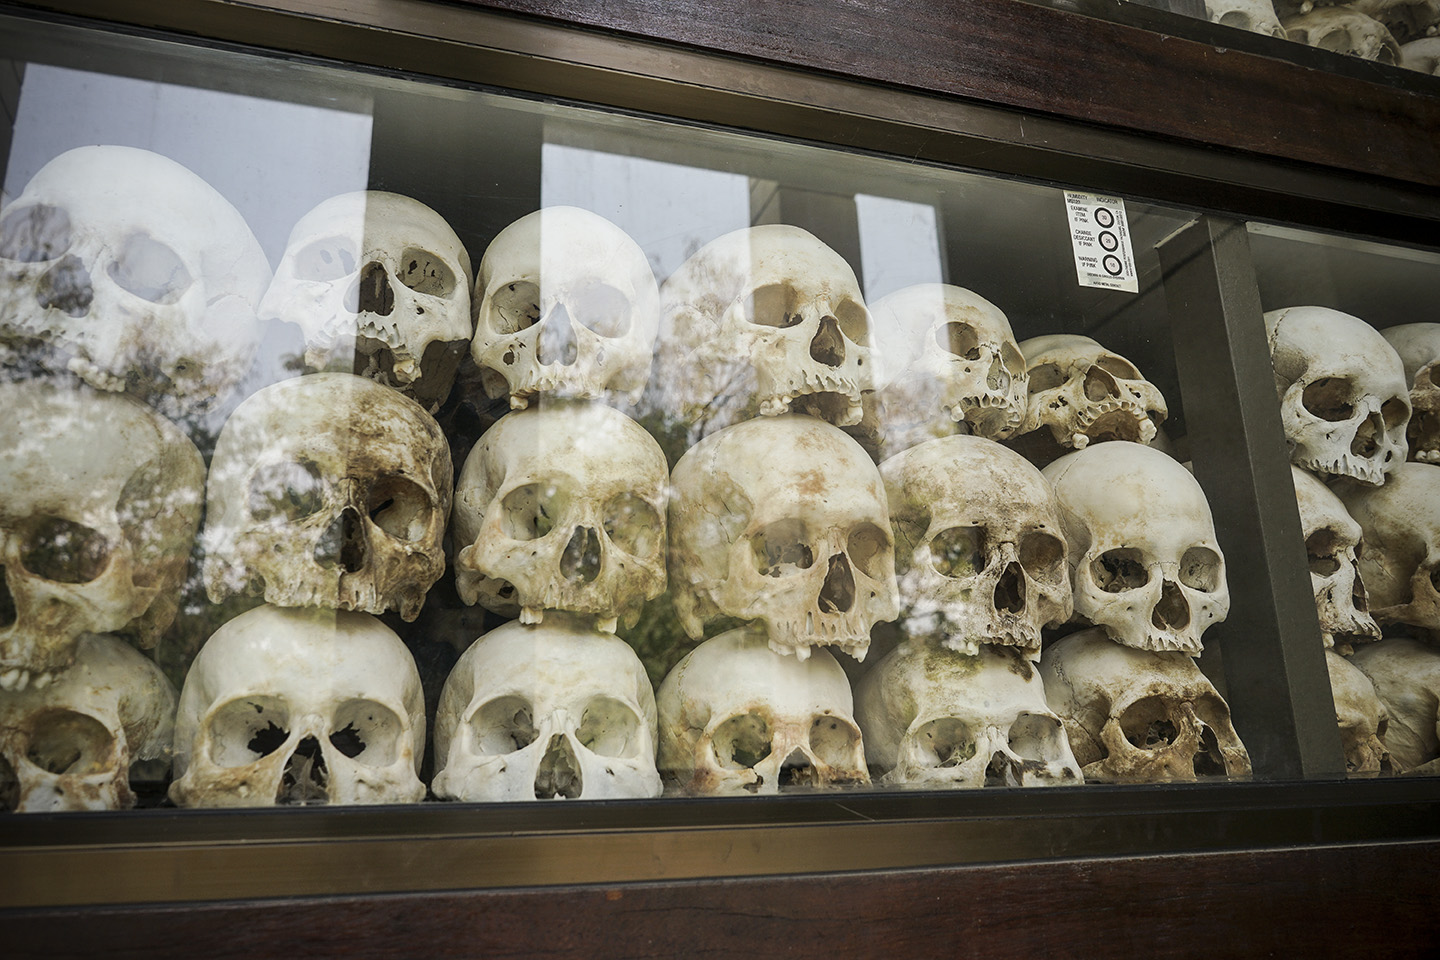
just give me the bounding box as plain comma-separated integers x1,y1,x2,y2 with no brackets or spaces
603,493,661,558
1118,696,1178,751
1094,354,1142,380
911,717,977,767
470,696,537,754
751,519,814,576
107,233,193,304
569,280,632,338
833,299,870,344
743,283,802,329
1019,531,1066,583
207,696,292,767
808,713,860,767
1028,362,1066,393
1306,529,1343,577
0,203,72,262
500,483,566,540
24,708,113,776
1091,548,1149,593
1180,546,1223,592
1007,712,1068,764
294,236,358,282
930,526,985,579
1302,376,1358,422
1381,397,1410,429
248,460,326,523
937,321,981,360
846,522,891,579
367,475,433,542
577,696,642,759
19,516,109,584
711,712,772,769
490,281,541,334
330,698,402,766
396,247,456,297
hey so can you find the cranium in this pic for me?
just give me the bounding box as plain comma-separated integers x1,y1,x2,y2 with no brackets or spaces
1283,8,1403,61
431,616,661,801
169,604,426,807
452,400,668,633
259,191,474,413
471,206,659,410
656,625,868,795
1338,462,1440,639
1380,322,1440,464
1350,635,1440,773
0,379,204,690
0,634,175,811
1267,306,1410,485
661,224,875,428
1347,0,1440,44
880,435,1071,658
1043,442,1229,655
1039,627,1252,783
1014,334,1167,451
1401,36,1440,72
1325,648,1391,776
855,638,1082,788
202,372,452,621
0,145,270,414
1292,466,1380,654
667,414,899,661
1207,0,1286,35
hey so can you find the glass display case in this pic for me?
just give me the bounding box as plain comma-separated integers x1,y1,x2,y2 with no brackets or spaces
1,0,1437,954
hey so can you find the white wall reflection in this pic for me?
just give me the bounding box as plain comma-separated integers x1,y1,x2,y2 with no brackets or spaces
855,193,943,304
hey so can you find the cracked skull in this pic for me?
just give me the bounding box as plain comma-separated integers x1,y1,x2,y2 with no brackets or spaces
202,372,451,621
452,401,667,633
656,625,868,796
0,146,270,414
1381,322,1440,464
667,414,899,661
1014,334,1167,451
1350,636,1440,773
1266,306,1410,485
1338,462,1440,639
0,379,203,690
1040,627,1251,783
169,605,426,807
1043,442,1229,655
431,617,661,802
259,191,474,412
1292,466,1380,654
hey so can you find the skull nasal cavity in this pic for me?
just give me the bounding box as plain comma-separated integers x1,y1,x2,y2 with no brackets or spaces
1152,580,1191,630
277,735,329,805
995,561,1026,614
535,733,583,799
561,526,602,584
315,508,369,574
355,261,395,316
0,568,15,629
537,305,579,366
810,315,846,367
37,254,93,317
819,554,855,614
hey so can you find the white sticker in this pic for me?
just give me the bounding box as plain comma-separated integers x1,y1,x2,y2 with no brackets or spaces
1064,191,1138,294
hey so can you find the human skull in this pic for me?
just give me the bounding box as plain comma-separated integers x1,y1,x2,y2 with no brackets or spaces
657,625,868,795
1283,8,1403,61
0,380,204,690
1206,0,1286,35
202,372,452,621
870,284,1027,440
471,206,659,409
169,604,426,807
1325,648,1391,776
1043,442,1229,655
1267,306,1410,485
1380,322,1440,464
431,617,660,801
259,191,473,412
1347,0,1440,44
1401,36,1440,73
1350,636,1440,772
1338,462,1440,638
880,435,1071,658
0,146,270,414
668,414,899,661
1014,334,1167,451
1039,627,1252,783
1292,466,1380,654
661,224,875,428
452,401,667,632
855,639,1082,788
0,633,175,811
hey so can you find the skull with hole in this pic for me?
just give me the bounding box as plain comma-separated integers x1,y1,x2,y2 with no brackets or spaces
431,617,660,801
855,639,1082,788
0,380,203,691
0,146,270,414
1292,466,1380,654
0,633,175,811
453,401,667,633
1283,7,1404,61
657,625,868,795
169,604,425,807
1206,0,1286,36
202,372,451,621
880,435,1071,659
1338,462,1440,640
869,284,1028,441
258,191,474,413
1267,306,1410,485
1043,442,1229,655
668,414,899,661
1380,322,1440,464
471,206,659,409
1350,636,1440,773
1039,627,1251,783
661,224,875,428
1325,648,1392,776
1014,334,1168,452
